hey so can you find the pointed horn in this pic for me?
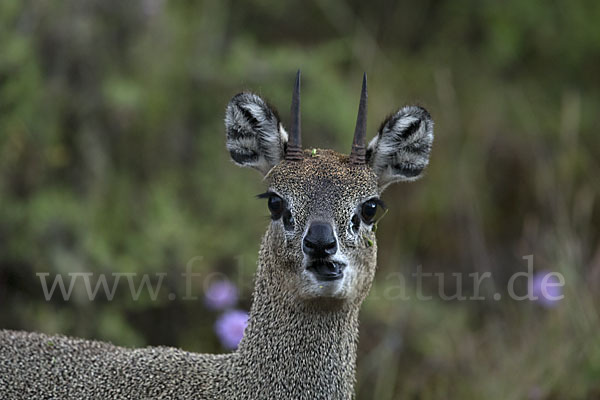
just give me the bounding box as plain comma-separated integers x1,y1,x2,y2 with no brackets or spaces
349,73,368,165
285,70,303,161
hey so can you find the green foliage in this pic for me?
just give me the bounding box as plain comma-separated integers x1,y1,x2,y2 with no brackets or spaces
0,1,598,398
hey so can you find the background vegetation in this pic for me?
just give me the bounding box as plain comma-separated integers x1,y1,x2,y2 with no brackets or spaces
1,1,599,398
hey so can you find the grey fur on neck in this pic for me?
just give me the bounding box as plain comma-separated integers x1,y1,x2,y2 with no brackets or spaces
230,229,361,399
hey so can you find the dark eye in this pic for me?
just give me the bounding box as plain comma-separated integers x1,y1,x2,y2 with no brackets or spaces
361,200,378,224
267,194,284,218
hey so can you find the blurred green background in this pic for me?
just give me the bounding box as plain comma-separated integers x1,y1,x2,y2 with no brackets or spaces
1,1,599,398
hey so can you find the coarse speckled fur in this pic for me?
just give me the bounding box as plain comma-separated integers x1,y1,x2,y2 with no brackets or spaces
0,86,433,399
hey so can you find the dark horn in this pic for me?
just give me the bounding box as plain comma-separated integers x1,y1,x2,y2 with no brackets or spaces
285,70,303,161
349,73,368,165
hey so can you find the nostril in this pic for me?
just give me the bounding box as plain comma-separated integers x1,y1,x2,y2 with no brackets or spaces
304,238,316,249
324,240,336,249
323,243,337,256
324,241,337,255
324,241,337,254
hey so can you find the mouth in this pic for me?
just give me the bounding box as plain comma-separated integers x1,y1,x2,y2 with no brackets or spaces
306,260,345,281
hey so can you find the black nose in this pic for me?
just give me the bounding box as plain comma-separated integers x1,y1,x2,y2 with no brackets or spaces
303,222,337,258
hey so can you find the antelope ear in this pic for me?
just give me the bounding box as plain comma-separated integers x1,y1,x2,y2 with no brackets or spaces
367,106,434,190
225,93,288,175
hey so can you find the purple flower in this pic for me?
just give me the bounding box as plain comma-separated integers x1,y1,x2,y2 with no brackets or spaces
532,271,564,308
204,279,238,310
215,309,248,349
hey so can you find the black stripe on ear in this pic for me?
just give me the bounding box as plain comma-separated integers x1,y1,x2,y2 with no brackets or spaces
230,150,259,165
227,124,252,140
392,164,424,178
238,106,260,130
398,119,421,139
383,116,421,140
404,142,432,156
380,113,427,141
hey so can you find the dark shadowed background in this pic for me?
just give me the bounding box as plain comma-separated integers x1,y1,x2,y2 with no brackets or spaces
1,1,599,398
